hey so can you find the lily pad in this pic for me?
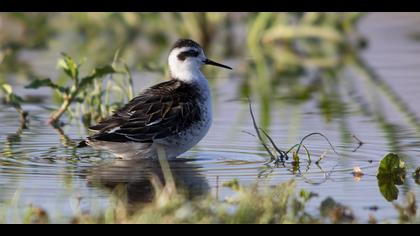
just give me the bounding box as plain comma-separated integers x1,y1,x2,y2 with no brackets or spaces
376,153,407,202
377,153,406,180
378,179,400,202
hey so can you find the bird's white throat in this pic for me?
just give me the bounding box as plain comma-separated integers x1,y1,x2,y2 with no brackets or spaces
168,47,207,84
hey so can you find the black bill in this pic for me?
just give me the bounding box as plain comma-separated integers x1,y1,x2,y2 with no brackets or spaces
203,58,232,70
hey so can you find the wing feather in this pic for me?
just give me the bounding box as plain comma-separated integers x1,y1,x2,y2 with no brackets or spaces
88,80,201,143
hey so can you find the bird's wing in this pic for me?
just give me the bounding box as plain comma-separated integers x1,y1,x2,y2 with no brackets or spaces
88,80,201,143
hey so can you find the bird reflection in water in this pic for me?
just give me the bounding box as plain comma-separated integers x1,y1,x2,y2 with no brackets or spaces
85,158,210,208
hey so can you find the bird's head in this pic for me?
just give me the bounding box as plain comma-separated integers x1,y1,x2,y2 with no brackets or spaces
168,39,232,81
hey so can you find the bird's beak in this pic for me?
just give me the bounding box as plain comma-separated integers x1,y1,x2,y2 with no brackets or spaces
203,58,232,70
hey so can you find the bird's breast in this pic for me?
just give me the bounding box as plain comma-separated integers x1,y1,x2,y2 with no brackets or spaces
156,86,212,158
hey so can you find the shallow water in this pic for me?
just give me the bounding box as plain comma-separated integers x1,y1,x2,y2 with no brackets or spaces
1,13,420,223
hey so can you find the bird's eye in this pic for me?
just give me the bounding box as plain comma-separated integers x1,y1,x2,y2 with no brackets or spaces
187,50,199,56
177,50,199,61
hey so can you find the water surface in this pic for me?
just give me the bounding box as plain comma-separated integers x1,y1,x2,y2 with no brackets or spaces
1,13,420,222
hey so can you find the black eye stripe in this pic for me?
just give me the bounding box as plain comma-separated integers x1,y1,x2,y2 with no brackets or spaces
177,50,200,61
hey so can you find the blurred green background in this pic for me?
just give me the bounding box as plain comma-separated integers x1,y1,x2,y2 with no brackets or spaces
0,12,368,125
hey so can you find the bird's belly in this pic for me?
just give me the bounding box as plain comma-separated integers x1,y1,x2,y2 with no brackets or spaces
158,118,211,159
156,95,212,159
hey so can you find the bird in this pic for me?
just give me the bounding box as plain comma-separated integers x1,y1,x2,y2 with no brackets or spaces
78,39,232,160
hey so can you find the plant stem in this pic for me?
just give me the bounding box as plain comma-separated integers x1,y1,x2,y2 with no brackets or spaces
48,96,72,125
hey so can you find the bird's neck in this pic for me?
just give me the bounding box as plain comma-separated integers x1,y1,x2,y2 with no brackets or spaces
170,67,207,87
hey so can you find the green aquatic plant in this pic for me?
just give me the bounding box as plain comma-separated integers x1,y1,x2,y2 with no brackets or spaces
3,176,417,224
0,179,320,224
23,206,50,224
0,78,28,163
25,53,120,125
394,192,417,224
0,146,418,224
0,82,28,128
413,168,420,185
319,197,356,224
248,99,339,166
75,51,134,127
376,153,407,202
247,99,345,185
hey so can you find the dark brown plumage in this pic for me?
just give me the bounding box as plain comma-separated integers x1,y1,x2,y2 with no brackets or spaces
171,39,202,51
83,79,202,145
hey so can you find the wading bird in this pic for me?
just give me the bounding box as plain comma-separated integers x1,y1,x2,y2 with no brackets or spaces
79,39,232,159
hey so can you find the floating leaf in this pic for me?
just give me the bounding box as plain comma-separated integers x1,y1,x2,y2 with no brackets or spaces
376,153,407,201
378,178,399,202
377,153,406,183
